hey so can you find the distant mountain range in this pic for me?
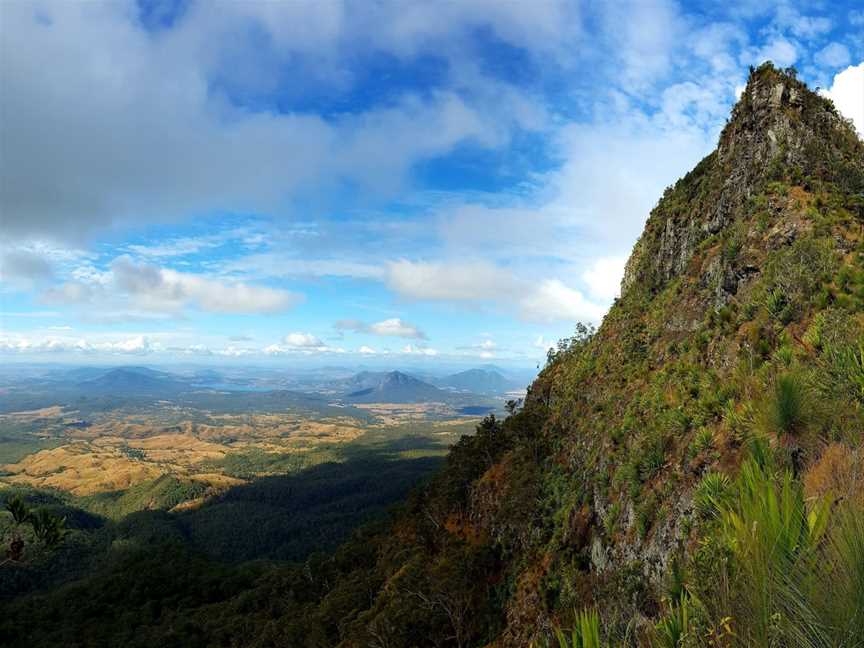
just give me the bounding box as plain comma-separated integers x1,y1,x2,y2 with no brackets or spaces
15,364,525,407
433,368,520,394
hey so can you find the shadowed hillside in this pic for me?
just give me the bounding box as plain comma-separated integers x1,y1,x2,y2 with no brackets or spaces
2,64,863,647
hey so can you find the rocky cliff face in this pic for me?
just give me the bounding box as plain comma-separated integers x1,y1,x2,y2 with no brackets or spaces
622,64,861,303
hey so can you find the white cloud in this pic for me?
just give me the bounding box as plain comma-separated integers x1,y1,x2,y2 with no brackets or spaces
386,259,513,301
773,7,832,40
0,249,54,285
582,256,627,302
369,318,425,339
519,279,606,323
283,332,324,348
222,255,385,281
44,256,301,316
455,338,498,358
0,334,156,355
749,38,798,68
386,259,609,323
401,344,438,356
0,2,549,245
358,345,377,354
334,317,427,339
814,43,851,69
534,334,554,351
820,62,864,138
598,0,685,87
264,332,344,355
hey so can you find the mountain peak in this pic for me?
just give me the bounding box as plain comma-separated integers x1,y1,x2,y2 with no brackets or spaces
621,63,864,298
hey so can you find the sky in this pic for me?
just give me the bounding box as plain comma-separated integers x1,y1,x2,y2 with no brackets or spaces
1,0,863,368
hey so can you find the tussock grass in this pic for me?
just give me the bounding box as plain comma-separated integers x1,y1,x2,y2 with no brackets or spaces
698,455,864,647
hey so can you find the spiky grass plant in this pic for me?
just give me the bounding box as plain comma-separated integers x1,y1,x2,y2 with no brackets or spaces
690,428,714,457
654,595,692,648
554,609,604,648
823,342,864,404
766,373,810,435
693,471,730,519
703,459,833,647
812,504,864,647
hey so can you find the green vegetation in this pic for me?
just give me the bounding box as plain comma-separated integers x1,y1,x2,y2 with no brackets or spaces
2,495,66,566
2,64,864,647
551,609,604,648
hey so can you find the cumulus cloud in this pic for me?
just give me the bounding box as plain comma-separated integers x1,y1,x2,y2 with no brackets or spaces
519,279,606,323
748,38,799,68
814,43,851,68
401,344,438,356
263,332,344,355
44,256,301,316
820,62,864,137
282,332,324,348
582,256,628,302
386,259,609,323
358,345,377,354
0,249,54,285
386,260,513,301
335,317,427,339
0,2,552,245
0,334,155,355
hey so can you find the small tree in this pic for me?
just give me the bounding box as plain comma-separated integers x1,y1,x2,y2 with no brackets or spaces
2,495,67,566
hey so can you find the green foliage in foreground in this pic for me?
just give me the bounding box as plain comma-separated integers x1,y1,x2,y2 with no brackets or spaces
2,495,66,566
692,456,864,647
548,609,604,648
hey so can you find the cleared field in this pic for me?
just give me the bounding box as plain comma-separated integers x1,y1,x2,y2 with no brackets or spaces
2,443,163,496
0,402,481,508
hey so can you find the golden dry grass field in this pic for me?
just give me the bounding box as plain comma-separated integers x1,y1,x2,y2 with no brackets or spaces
0,404,480,504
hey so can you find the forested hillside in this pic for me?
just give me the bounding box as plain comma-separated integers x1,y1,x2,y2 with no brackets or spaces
3,63,864,647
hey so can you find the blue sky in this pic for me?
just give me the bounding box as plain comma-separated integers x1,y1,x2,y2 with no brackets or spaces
1,0,862,367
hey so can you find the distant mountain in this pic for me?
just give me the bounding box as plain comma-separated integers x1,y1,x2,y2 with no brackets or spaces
436,368,517,394
345,371,448,403
79,367,186,394
53,366,114,382
191,369,223,384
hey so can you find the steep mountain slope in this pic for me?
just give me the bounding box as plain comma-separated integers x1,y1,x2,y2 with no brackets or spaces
288,63,863,645
2,64,863,647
